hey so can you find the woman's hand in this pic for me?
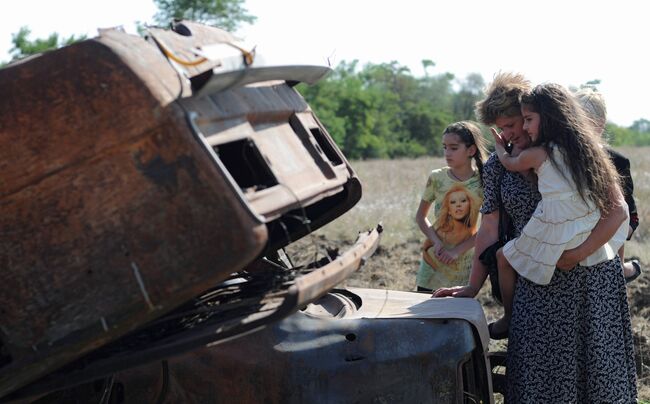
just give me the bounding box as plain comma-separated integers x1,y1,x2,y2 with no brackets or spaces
432,285,478,298
557,248,580,271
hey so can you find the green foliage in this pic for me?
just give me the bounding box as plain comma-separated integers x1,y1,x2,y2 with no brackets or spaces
298,61,480,159
8,26,86,62
606,123,650,147
299,64,650,159
630,118,650,134
153,0,256,31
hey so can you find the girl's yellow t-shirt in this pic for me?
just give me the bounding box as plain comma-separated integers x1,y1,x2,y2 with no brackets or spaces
416,167,484,290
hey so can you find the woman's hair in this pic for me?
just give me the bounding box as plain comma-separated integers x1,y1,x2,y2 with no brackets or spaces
520,83,619,213
434,183,480,236
574,87,607,135
443,121,488,185
475,72,531,124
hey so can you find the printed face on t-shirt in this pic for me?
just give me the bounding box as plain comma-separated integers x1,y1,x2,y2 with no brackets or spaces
448,190,470,220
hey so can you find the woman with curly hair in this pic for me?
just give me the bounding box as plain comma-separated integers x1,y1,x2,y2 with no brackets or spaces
435,73,636,402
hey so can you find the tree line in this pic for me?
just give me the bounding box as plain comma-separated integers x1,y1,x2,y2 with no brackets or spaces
298,62,650,159
297,61,485,159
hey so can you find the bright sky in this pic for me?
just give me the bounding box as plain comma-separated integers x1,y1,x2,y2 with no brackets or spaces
1,0,647,127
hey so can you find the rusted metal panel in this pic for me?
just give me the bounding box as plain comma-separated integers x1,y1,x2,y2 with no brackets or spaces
0,31,267,396
5,228,381,402
0,20,362,399
183,84,361,253
178,317,473,404
41,287,489,403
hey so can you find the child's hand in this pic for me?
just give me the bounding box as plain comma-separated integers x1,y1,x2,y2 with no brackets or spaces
437,248,457,264
433,241,444,256
490,128,506,148
490,127,508,159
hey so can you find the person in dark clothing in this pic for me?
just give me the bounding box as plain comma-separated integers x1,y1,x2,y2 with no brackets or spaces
576,87,641,283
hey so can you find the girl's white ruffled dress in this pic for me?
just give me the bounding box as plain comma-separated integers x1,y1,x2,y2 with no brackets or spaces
503,145,628,285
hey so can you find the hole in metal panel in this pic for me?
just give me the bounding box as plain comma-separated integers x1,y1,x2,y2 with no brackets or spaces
213,139,277,192
310,127,343,166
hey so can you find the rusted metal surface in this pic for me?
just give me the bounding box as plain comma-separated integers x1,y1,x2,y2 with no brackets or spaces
33,287,491,403
0,17,496,397
7,228,381,402
0,21,358,398
0,32,268,395
145,21,330,95
182,83,361,254
291,227,380,305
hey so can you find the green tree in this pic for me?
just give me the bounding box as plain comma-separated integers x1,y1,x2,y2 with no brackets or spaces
8,26,85,62
605,122,650,147
153,0,256,31
453,73,484,119
421,59,435,76
299,60,465,159
630,118,650,133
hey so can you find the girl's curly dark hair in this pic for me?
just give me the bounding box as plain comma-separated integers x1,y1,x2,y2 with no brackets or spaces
520,83,620,214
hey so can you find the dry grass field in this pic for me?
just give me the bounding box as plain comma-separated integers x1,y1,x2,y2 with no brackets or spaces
288,146,650,401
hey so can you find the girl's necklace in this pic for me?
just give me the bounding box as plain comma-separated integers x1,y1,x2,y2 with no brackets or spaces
449,168,474,182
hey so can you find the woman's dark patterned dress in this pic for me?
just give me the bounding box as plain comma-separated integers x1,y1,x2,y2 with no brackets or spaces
481,154,637,403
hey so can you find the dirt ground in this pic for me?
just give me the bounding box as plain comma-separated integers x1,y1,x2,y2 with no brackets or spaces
288,234,650,401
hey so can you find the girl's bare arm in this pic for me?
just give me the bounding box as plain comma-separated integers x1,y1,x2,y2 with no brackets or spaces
415,200,442,248
496,146,546,173
490,127,545,172
447,234,477,259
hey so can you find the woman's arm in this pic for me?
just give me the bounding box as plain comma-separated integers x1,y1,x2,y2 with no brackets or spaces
434,153,502,297
556,184,627,269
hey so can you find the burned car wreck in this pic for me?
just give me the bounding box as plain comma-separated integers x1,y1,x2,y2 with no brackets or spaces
0,21,499,403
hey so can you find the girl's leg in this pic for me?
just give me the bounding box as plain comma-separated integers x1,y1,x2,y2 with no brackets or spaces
490,247,516,336
619,245,634,278
618,244,625,264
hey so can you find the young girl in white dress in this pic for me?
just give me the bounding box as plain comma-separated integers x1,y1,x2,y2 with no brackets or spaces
488,83,628,338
